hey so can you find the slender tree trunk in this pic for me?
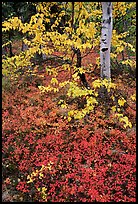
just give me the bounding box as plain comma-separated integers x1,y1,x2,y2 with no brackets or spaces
9,32,14,57
71,2,74,29
34,7,47,61
71,2,90,89
21,16,29,52
76,48,81,68
76,48,90,89
100,2,113,79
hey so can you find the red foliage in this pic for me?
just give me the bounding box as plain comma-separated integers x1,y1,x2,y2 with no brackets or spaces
2,55,136,202
2,81,136,202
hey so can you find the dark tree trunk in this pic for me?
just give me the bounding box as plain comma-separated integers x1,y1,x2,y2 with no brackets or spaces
71,2,90,89
9,32,14,57
76,48,90,89
71,2,74,28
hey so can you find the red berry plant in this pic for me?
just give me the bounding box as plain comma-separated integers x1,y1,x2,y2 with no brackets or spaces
2,66,136,202
2,1,136,202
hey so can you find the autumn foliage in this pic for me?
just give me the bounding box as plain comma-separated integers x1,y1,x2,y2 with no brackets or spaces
2,63,136,202
2,2,136,202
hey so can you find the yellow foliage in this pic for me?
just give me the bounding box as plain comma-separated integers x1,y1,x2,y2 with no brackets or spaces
130,94,136,101
59,81,70,88
68,110,75,117
2,2,135,128
86,97,98,106
111,106,116,112
110,53,117,59
68,116,72,122
61,103,67,109
2,17,23,32
122,59,136,68
39,173,44,179
37,187,47,201
113,2,127,17
26,160,53,201
92,79,116,91
92,79,101,88
58,100,64,105
118,98,126,107
115,113,132,128
74,110,86,120
51,78,58,85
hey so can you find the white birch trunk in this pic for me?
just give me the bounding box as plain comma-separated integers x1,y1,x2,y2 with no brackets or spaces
100,2,113,79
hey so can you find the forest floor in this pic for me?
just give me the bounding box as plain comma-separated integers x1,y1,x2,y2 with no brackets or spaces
2,40,136,202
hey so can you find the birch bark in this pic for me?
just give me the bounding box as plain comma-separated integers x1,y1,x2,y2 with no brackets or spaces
100,2,113,79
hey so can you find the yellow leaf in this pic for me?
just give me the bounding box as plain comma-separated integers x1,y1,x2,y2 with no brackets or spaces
130,94,136,101
51,78,58,85
68,117,72,122
92,79,101,88
39,173,44,179
61,104,67,109
111,95,115,101
58,100,64,105
118,98,126,106
68,110,74,117
111,106,116,112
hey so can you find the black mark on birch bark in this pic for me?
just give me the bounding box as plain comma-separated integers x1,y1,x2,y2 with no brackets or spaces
102,48,108,52
101,40,107,45
107,6,110,15
102,26,108,29
108,17,111,24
